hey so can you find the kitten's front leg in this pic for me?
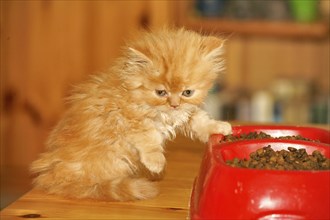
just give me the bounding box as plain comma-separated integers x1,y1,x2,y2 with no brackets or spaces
140,150,165,174
129,131,166,174
185,109,232,143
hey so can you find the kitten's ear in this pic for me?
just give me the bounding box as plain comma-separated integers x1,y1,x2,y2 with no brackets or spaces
127,47,153,67
122,48,153,89
202,36,225,61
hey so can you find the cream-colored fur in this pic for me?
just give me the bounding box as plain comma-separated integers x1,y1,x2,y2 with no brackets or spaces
30,28,232,201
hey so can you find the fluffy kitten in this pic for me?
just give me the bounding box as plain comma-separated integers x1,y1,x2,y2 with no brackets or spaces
30,28,232,201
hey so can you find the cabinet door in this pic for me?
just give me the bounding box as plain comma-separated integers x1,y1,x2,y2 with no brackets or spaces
0,1,173,203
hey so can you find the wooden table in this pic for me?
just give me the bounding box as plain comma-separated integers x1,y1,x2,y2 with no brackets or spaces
0,135,205,219
2,123,328,219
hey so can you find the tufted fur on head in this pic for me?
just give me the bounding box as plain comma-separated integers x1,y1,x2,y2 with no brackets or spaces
30,27,231,201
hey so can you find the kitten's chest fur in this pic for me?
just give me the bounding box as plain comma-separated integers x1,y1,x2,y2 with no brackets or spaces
153,109,191,140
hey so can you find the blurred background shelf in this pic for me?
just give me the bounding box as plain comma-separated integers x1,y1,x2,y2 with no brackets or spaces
176,0,330,39
175,0,329,124
182,18,329,39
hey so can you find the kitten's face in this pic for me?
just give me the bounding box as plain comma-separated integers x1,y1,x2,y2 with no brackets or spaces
122,28,225,112
140,72,211,111
144,87,198,111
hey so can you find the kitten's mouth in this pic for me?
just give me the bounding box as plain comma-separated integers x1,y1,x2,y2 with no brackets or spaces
169,105,181,111
170,104,179,109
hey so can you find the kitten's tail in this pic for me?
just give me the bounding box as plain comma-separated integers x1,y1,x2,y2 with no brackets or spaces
98,178,159,201
30,156,159,201
31,171,159,201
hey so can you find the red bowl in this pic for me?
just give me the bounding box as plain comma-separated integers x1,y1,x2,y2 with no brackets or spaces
190,126,330,220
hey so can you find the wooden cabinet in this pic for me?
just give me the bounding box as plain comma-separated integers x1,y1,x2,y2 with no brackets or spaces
0,1,175,208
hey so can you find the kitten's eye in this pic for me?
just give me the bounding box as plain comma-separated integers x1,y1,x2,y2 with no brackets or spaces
182,90,195,97
155,90,168,97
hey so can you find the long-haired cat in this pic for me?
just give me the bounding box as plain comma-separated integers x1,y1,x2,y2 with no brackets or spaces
30,28,232,201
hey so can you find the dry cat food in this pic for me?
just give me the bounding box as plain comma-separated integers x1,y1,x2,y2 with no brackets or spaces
221,131,318,143
226,145,330,170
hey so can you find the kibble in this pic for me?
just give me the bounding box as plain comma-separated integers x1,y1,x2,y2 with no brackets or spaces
221,131,319,143
226,145,330,170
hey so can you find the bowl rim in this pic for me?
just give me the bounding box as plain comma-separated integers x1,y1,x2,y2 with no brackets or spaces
210,124,330,145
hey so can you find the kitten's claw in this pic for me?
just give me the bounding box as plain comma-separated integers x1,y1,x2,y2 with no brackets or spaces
211,121,232,135
140,152,166,174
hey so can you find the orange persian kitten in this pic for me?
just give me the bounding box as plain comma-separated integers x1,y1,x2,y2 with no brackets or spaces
30,28,232,201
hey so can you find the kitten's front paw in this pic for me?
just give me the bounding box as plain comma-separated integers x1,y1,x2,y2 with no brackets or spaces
211,121,232,135
140,152,166,174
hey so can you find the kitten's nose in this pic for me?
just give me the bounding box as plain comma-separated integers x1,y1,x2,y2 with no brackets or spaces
169,96,180,108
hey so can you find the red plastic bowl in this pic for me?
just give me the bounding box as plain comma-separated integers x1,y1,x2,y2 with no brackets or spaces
190,125,330,220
